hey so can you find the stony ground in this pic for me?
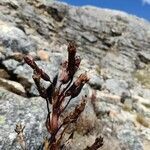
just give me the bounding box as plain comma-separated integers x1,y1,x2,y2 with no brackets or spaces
0,0,150,149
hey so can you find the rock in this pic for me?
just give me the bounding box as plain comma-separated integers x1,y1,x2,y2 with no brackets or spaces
142,89,150,99
138,51,150,64
0,0,20,8
0,69,10,79
0,51,5,61
93,100,121,119
132,84,150,99
29,84,39,96
76,98,97,135
0,0,150,149
0,21,36,55
6,52,24,62
81,32,97,43
102,78,129,96
37,49,49,61
141,129,150,141
0,89,47,149
88,74,104,90
2,59,20,71
144,140,150,150
46,2,68,22
0,78,25,96
117,122,144,150
35,60,59,79
14,60,59,95
14,63,33,83
100,52,136,79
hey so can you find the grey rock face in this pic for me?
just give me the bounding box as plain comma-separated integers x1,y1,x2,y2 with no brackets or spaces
81,32,97,43
0,0,150,149
0,23,36,55
0,89,47,150
102,78,129,96
14,60,59,95
2,59,20,71
138,50,150,63
117,123,144,150
88,74,104,90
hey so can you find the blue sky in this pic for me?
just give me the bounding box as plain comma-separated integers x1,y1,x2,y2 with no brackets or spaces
59,0,150,21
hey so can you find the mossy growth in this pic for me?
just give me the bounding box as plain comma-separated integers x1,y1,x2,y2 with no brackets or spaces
122,103,132,112
0,116,6,125
136,114,149,128
122,99,133,112
95,65,101,75
134,65,150,89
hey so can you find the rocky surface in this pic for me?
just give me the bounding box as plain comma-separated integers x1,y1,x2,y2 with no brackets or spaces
0,0,150,149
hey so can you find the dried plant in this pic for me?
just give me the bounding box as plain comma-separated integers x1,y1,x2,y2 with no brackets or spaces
15,123,26,150
15,41,103,150
84,136,104,150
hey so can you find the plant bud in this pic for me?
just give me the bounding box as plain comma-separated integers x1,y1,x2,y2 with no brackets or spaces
24,55,37,69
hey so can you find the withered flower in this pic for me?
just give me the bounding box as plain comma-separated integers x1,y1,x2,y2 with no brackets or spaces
84,136,104,150
38,68,51,82
59,61,70,84
63,98,86,125
15,123,26,150
24,55,36,69
60,42,81,84
67,41,77,54
75,56,81,69
60,56,81,84
65,73,89,98
24,55,51,82
67,41,76,76
21,42,98,150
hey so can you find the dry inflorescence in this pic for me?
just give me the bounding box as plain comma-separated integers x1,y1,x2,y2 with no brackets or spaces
15,41,103,150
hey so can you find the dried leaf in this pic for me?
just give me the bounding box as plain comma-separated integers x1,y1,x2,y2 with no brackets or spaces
60,61,70,84
15,123,26,150
68,41,76,77
24,55,51,82
84,136,104,150
63,98,87,125
65,73,89,98
24,55,37,69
